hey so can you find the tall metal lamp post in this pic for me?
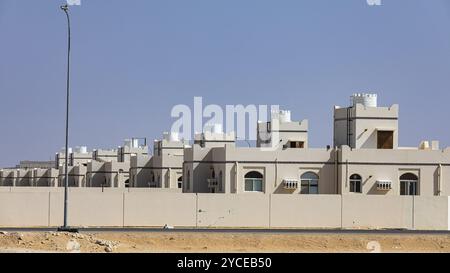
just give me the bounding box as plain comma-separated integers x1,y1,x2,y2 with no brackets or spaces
58,4,77,233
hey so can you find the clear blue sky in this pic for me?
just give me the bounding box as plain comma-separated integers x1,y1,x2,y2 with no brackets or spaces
1,0,450,167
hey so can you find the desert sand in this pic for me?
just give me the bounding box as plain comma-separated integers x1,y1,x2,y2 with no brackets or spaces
1,231,449,253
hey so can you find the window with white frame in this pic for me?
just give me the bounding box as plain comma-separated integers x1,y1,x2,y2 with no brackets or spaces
400,173,419,196
300,172,319,194
349,174,362,193
244,171,263,192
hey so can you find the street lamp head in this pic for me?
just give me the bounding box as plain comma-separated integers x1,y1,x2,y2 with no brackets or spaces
60,4,69,11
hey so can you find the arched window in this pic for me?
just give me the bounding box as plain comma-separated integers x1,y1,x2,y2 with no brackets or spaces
300,172,319,194
400,173,419,196
349,174,362,193
177,176,183,189
244,171,263,192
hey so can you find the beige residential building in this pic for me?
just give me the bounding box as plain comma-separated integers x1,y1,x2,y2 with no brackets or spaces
58,165,86,187
0,168,58,187
130,132,186,188
86,140,148,188
56,146,92,168
1,94,448,196
184,94,449,197
257,110,309,149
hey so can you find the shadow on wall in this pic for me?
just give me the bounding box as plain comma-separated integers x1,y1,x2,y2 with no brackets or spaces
273,184,295,194
360,130,377,149
192,149,215,193
366,177,389,195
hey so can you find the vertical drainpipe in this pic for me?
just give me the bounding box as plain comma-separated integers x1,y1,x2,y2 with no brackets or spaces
275,158,278,189
168,167,172,189
15,170,19,187
333,108,335,148
31,170,34,187
345,159,349,189
33,169,37,187
346,108,350,147
438,164,442,196
235,161,239,194
334,148,338,194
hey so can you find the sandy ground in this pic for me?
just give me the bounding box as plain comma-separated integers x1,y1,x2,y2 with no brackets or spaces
1,231,450,253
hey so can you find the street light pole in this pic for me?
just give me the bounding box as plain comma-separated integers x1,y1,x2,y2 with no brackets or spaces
59,4,76,232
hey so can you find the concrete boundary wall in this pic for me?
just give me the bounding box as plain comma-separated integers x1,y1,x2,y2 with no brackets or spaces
342,195,414,230
270,195,342,228
413,196,449,230
0,187,181,194
197,194,270,228
123,192,197,227
0,188,448,230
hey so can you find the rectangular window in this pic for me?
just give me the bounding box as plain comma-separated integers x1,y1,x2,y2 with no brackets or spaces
245,179,253,191
300,184,309,194
400,181,418,196
400,182,407,195
377,130,394,149
350,181,362,193
301,180,318,194
245,179,263,192
254,180,263,192
409,182,417,195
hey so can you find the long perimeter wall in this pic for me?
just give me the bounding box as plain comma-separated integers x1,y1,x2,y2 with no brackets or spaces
0,188,448,230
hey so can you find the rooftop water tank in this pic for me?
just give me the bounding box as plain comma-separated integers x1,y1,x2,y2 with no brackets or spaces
204,123,223,134
74,146,88,153
351,93,378,107
170,132,180,142
213,123,223,134
271,110,291,123
279,110,292,123
132,139,139,148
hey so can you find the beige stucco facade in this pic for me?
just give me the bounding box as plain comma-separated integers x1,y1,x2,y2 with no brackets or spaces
183,94,449,199
129,133,186,188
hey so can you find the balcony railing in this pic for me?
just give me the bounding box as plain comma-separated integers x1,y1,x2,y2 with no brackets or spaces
376,180,392,191
283,179,299,190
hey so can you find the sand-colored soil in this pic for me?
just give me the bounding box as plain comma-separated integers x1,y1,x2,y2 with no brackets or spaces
1,231,449,253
